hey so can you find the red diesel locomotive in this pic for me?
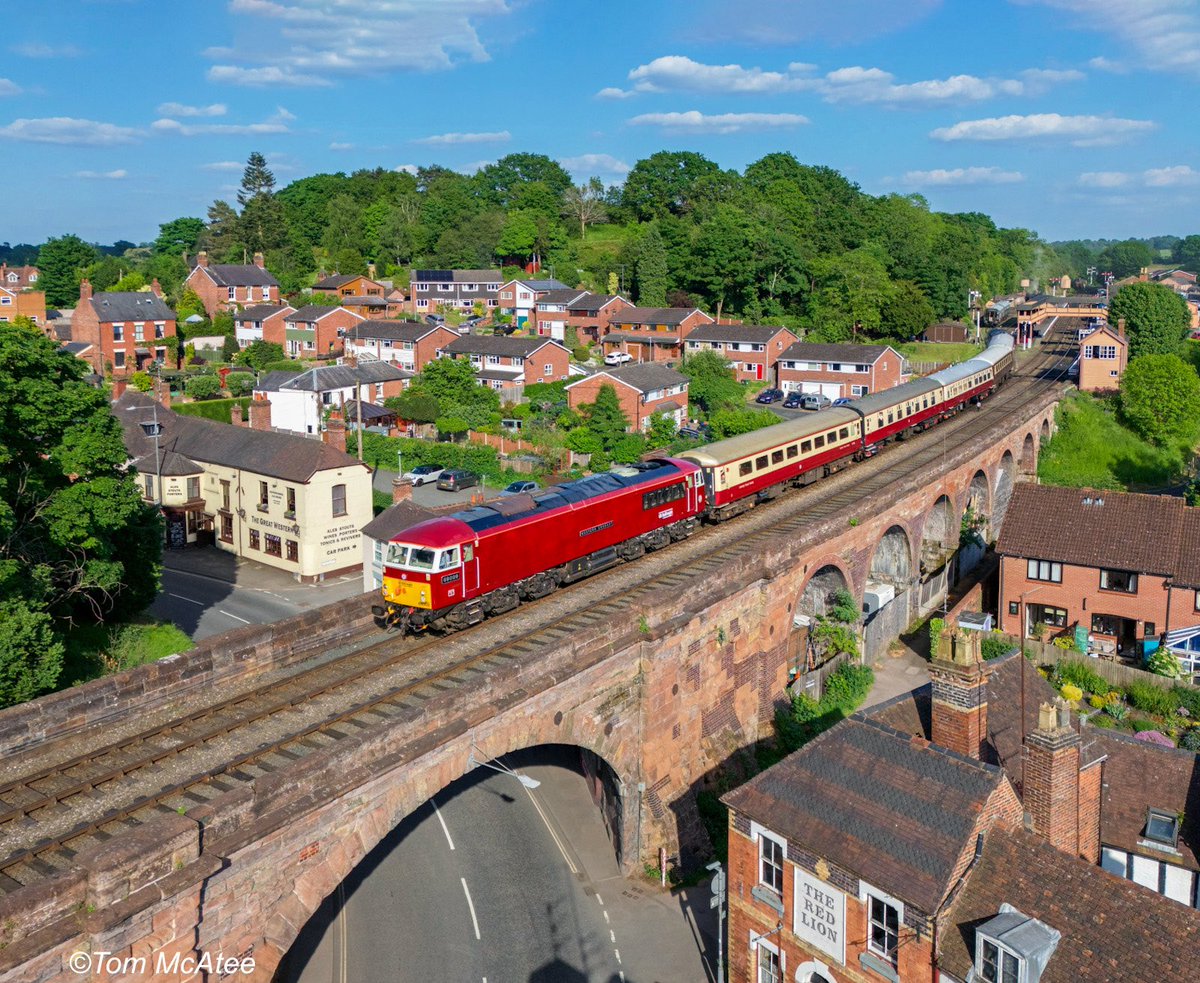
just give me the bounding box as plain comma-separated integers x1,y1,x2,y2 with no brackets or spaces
375,458,705,632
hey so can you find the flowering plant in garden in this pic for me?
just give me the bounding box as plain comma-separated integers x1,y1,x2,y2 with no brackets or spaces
1061,683,1083,705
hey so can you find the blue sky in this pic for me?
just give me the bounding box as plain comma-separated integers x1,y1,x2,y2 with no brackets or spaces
3,0,1198,246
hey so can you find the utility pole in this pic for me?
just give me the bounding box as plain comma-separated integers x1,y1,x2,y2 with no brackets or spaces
356,384,364,462
708,861,726,983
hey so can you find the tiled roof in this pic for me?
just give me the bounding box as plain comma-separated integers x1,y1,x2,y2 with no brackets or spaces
131,449,201,477
536,288,588,306
778,341,893,364
609,307,708,326
287,304,361,323
721,714,1007,914
410,269,501,283
113,391,367,483
313,274,359,290
574,363,688,394
444,336,562,358
568,293,626,313
686,323,796,345
89,292,176,322
201,263,279,288
602,331,683,346
236,304,292,322
996,485,1196,580
346,321,435,343
941,825,1200,983
341,295,390,307
256,362,411,392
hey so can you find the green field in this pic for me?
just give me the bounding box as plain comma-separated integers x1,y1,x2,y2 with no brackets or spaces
896,340,984,366
1037,391,1188,491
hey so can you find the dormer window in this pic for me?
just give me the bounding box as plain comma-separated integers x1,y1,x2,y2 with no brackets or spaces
974,905,1059,983
978,937,1021,983
1144,808,1180,848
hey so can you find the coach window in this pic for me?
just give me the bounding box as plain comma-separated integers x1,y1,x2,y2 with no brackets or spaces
740,461,753,477
826,431,837,444
772,450,784,464
787,445,799,459
801,439,812,453
839,427,849,440
756,455,768,470
814,435,825,449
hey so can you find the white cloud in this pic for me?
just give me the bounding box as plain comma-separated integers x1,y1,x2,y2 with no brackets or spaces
930,113,1155,147
206,0,512,87
560,153,631,177
201,160,244,171
412,130,511,145
900,166,1025,186
630,110,809,134
0,116,138,146
11,41,80,58
1019,1,1200,75
596,86,636,100
613,55,1081,107
1087,55,1126,73
394,164,419,174
153,107,294,137
76,168,127,180
0,79,21,96
329,141,353,150
1144,165,1200,187
456,159,494,174
1078,171,1130,188
156,101,227,117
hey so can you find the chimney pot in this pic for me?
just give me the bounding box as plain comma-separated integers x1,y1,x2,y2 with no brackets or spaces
253,252,265,269
249,393,272,431
197,251,209,269
150,278,163,298
79,278,93,302
230,402,244,426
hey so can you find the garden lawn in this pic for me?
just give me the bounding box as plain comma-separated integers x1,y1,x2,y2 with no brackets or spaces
1037,391,1187,491
896,340,983,365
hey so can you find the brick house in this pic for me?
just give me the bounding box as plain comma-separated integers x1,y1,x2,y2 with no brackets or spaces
70,279,177,376
776,342,903,399
565,363,689,431
529,288,587,341
996,484,1200,674
408,269,501,316
443,335,571,392
313,273,387,298
497,278,570,327
1077,322,1127,392
282,305,365,358
563,292,634,344
602,307,714,363
683,323,798,382
185,252,281,316
343,320,459,373
234,304,295,349
721,636,1200,983
0,263,46,326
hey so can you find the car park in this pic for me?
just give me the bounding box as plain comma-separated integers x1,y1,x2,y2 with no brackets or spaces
799,393,832,411
424,313,446,326
402,464,444,486
436,469,479,492
782,391,804,409
604,350,633,365
499,480,539,496
755,388,784,404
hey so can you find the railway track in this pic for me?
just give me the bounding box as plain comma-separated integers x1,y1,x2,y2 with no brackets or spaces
0,326,1075,895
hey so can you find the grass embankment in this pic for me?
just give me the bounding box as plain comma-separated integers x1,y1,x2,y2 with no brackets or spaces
173,397,252,424
1037,391,1188,491
62,620,195,687
896,340,983,366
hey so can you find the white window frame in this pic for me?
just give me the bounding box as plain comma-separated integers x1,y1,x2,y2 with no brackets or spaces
544,363,553,374
859,881,903,965
1026,559,1062,583
851,385,868,397
976,934,1023,983
416,283,429,292
0,295,10,306
751,821,786,894
755,935,783,983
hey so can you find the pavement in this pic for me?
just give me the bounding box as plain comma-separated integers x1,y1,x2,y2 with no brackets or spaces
147,548,366,640
862,623,931,710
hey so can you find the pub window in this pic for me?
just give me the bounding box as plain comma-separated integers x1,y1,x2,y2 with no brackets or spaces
1145,621,1156,637
786,445,799,459
867,893,900,964
332,483,347,517
757,946,781,983
739,461,753,477
186,510,198,534
258,481,269,510
756,455,768,470
265,534,282,557
759,833,784,892
249,530,260,550
814,434,825,449
187,477,200,500
1100,568,1137,593
977,937,1021,983
221,479,231,511
143,474,154,499
286,487,296,517
286,540,298,562
219,514,233,543
772,450,784,464
801,440,812,453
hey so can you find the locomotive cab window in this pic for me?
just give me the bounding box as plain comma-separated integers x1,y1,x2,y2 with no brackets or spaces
739,461,753,477
772,450,784,464
438,547,460,570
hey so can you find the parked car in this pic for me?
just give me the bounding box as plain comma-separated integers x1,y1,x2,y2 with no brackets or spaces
799,393,832,411
436,469,479,492
462,314,485,327
499,480,539,496
424,313,446,326
604,350,633,365
403,464,444,486
782,391,804,409
755,388,784,404
832,397,853,406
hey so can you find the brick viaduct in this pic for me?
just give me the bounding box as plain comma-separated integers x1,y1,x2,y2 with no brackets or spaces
0,394,1059,982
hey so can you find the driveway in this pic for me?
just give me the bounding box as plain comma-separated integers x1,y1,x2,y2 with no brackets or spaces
372,467,502,509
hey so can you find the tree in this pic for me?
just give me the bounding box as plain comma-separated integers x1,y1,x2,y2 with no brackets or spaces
383,391,441,424
708,407,779,438
1098,239,1155,279
496,210,539,264
1174,234,1200,273
411,357,499,414
201,200,242,260
1118,355,1200,447
37,234,98,306
0,600,63,707
153,217,205,256
225,373,255,397
1108,282,1191,358
646,411,677,448
477,153,572,208
236,340,285,372
222,334,241,361
238,151,276,206
562,179,607,239
185,375,222,400
635,225,669,307
581,384,631,450
622,151,723,220
0,326,161,703
240,194,287,254
878,280,936,341
681,350,743,415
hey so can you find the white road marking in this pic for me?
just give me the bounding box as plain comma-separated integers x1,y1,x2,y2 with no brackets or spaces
461,878,481,940
610,930,616,943
219,610,252,624
432,800,455,850
596,894,604,906
522,782,577,875
167,593,204,606
603,910,609,924
619,974,625,983
614,949,621,964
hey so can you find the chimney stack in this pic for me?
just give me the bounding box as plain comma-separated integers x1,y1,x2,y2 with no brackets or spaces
392,477,412,504
1117,317,1126,338
153,377,171,410
150,278,163,298
79,278,93,302
324,408,346,447
111,378,127,401
253,252,265,269
249,393,272,431
197,251,209,269
929,627,991,760
1024,700,1085,858
230,402,244,427
367,262,377,280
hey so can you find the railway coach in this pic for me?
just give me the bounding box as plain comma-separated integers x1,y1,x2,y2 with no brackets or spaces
374,458,704,632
